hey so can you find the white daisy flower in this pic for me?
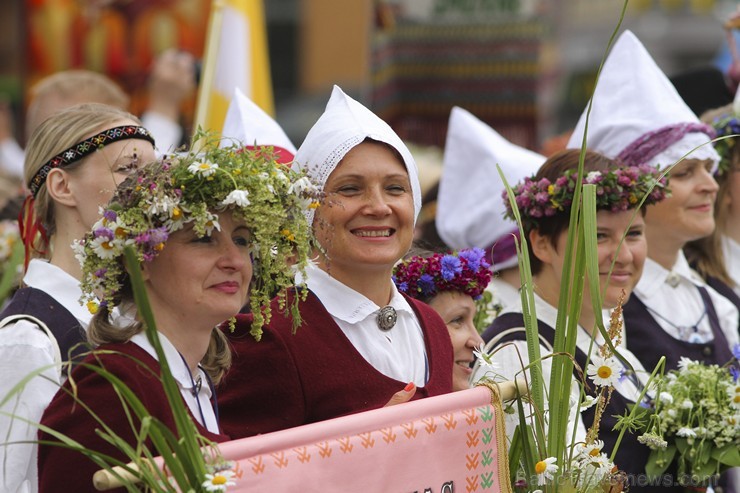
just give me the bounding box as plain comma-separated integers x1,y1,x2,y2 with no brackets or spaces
91,236,121,259
729,393,740,409
72,239,87,266
202,469,236,492
580,395,598,411
676,427,696,438
147,196,178,217
577,440,605,460
289,176,321,207
473,343,498,372
677,356,694,372
188,160,219,177
681,399,693,410
535,457,558,485
221,190,251,208
667,409,677,418
203,212,221,236
659,392,673,404
587,355,622,387
586,171,602,183
165,206,187,232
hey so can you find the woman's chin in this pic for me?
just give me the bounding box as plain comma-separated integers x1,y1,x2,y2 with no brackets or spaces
453,370,472,392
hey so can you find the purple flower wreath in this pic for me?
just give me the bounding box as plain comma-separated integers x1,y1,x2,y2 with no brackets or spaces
503,164,669,228
393,248,493,301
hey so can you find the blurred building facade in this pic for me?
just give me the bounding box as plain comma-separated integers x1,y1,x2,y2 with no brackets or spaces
0,0,737,152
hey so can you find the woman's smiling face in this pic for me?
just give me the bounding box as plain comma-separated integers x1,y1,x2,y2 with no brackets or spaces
313,141,415,282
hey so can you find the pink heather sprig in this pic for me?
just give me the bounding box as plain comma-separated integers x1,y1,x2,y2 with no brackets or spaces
503,164,669,228
393,248,493,301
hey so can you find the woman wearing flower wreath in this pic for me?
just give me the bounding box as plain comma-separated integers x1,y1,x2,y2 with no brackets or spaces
217,86,454,438
477,149,671,491
36,143,315,493
392,247,492,392
0,103,156,493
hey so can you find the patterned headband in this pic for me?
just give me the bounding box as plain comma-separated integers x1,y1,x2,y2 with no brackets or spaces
28,125,155,198
616,122,715,168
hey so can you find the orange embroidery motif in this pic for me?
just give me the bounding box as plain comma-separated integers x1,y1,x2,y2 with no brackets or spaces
401,422,418,439
270,451,288,469
359,432,375,449
422,417,437,434
248,456,265,474
316,441,332,458
337,436,354,453
442,413,457,430
466,430,480,448
380,427,397,444
294,446,311,463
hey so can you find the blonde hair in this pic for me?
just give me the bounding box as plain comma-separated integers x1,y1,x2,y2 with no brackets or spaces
684,103,738,286
88,303,232,385
23,103,140,255
26,70,129,137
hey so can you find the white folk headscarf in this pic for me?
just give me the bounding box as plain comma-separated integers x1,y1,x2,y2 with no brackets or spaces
437,107,544,270
567,30,718,172
220,88,297,162
294,85,421,225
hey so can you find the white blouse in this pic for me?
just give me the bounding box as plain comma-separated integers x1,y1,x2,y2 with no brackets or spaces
298,262,429,386
130,331,219,434
0,259,93,493
472,292,652,444
631,253,739,348
722,235,740,298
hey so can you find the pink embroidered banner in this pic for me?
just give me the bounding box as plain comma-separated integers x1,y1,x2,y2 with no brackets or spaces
217,386,510,493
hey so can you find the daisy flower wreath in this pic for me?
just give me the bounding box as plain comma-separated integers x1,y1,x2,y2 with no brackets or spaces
76,142,321,339
504,164,669,229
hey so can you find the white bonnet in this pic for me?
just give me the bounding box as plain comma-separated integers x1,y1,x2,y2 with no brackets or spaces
437,107,544,271
567,30,718,172
294,85,421,225
220,88,297,163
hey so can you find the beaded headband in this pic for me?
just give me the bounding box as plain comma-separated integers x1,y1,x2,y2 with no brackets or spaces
29,125,155,198
504,164,669,229
709,115,740,176
393,248,493,301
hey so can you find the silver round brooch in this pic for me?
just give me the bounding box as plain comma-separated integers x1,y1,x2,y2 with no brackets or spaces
377,305,397,331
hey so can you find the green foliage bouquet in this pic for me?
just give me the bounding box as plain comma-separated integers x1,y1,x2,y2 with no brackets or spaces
637,351,740,486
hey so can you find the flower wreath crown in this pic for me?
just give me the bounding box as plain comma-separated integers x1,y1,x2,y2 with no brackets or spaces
393,248,493,301
504,164,669,229
76,136,322,339
710,114,740,176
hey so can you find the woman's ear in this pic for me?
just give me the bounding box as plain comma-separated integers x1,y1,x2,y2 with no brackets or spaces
45,168,78,208
529,228,554,265
139,261,151,282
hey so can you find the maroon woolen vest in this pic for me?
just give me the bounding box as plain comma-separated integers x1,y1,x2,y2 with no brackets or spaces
218,290,454,439
38,343,228,493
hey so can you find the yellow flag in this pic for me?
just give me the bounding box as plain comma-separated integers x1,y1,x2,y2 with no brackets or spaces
195,0,274,136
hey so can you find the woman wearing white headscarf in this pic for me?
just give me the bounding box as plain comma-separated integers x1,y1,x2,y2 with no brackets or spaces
218,86,453,439
566,31,739,375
